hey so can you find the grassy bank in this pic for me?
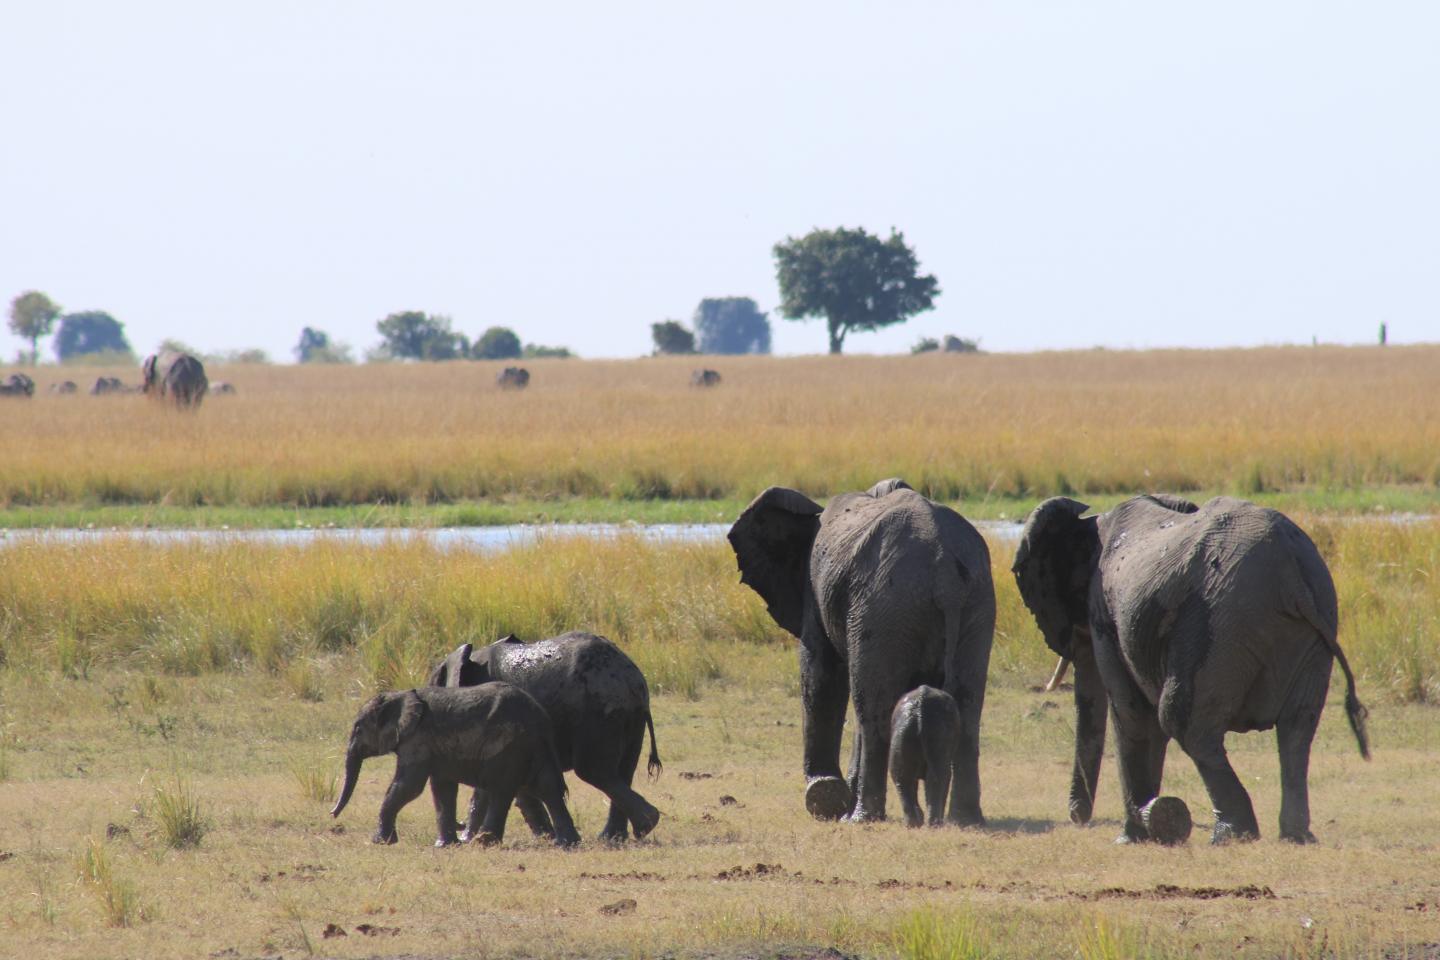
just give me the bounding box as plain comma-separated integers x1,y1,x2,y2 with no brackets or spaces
1,523,1436,703
0,486,1435,530
2,347,1437,511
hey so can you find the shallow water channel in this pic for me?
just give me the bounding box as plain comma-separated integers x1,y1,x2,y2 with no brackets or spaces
0,520,1028,550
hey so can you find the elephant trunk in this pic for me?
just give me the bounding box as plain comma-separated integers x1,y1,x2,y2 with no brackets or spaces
331,749,364,818
1068,637,1107,825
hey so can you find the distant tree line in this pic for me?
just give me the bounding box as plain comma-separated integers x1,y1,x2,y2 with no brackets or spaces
651,297,771,356
354,312,574,364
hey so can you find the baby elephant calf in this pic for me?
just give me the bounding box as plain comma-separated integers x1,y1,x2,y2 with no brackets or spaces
331,683,580,848
889,686,963,828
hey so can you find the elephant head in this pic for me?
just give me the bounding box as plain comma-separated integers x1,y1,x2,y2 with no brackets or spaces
1012,497,1106,823
726,487,823,638
331,690,427,818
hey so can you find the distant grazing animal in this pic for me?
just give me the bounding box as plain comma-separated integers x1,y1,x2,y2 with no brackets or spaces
49,380,78,395
90,376,130,396
889,686,963,828
429,632,662,842
690,368,722,387
0,373,35,397
142,351,208,408
211,381,236,395
330,684,580,848
496,366,530,390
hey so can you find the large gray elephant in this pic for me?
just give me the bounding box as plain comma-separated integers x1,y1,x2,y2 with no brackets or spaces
728,479,995,824
0,373,35,397
330,684,580,848
1012,494,1369,844
428,632,662,842
141,351,208,408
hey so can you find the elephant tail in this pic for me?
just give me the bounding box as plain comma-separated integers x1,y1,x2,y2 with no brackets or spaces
645,711,663,779
1337,648,1370,761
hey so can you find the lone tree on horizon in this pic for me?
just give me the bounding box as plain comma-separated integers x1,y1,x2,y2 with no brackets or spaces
773,227,939,354
8,290,62,365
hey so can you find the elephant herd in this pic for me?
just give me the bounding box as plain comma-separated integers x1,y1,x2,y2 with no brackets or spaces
0,351,214,407
335,479,1369,851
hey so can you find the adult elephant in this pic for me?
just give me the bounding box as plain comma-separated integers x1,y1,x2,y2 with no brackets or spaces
728,479,995,824
0,373,35,397
1012,494,1369,844
142,351,208,408
428,632,661,841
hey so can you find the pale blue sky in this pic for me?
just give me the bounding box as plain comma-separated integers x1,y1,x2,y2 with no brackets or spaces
2,1,1436,362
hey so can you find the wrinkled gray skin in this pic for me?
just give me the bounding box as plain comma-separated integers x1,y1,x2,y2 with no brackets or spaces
142,351,208,408
691,368,722,387
330,684,580,848
429,632,662,842
1013,495,1369,845
889,685,963,828
729,479,995,824
496,366,530,389
0,373,35,397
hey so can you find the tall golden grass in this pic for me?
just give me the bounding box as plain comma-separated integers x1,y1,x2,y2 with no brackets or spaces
3,346,1437,507
2,521,1434,701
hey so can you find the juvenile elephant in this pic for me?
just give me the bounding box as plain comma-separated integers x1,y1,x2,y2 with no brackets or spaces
330,684,580,848
429,632,662,841
141,351,208,408
889,685,962,828
1012,495,1369,844
729,479,995,824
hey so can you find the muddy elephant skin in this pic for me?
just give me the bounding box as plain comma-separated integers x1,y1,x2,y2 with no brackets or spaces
331,683,580,848
889,685,963,828
429,632,662,841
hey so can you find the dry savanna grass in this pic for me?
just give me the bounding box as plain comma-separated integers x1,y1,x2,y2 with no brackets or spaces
2,346,1438,509
0,650,1435,959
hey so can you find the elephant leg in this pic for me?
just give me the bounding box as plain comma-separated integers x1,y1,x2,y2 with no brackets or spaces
1181,729,1258,843
473,787,517,846
846,689,898,823
1095,641,1167,842
616,716,650,839
942,604,993,827
576,730,659,842
460,788,489,843
533,765,580,847
430,778,461,847
922,738,954,828
374,770,428,845
800,638,851,820
889,737,925,829
1276,707,1321,843
1067,641,1109,825
515,792,556,838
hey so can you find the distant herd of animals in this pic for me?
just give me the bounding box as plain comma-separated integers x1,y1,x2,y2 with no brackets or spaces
327,480,1368,851
0,359,727,401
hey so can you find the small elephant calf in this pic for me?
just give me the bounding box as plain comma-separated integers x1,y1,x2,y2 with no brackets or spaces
889,686,963,828
331,683,580,848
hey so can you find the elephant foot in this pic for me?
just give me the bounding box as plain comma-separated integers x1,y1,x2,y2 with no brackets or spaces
1140,796,1193,846
470,830,502,848
1068,799,1094,825
1113,833,1141,845
553,831,581,849
804,777,852,821
946,807,985,829
598,827,630,844
1279,828,1318,845
1210,821,1259,845
434,836,460,848
371,829,398,845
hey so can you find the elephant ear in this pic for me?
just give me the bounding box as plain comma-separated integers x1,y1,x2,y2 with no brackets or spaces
866,477,913,498
429,642,474,687
395,690,427,744
141,354,157,389
727,487,822,639
1013,497,1097,659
